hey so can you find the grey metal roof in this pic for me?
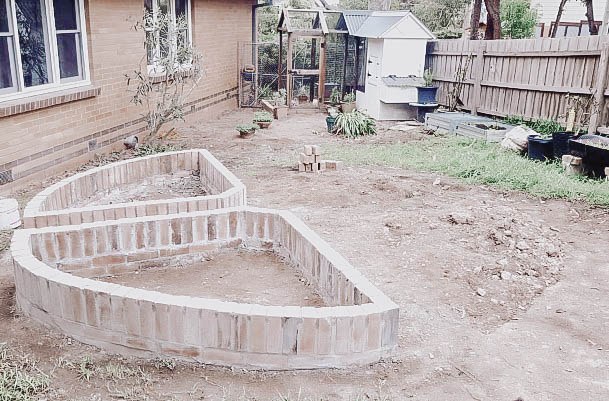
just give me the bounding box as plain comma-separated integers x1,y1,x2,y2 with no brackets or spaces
340,11,372,34
354,14,404,38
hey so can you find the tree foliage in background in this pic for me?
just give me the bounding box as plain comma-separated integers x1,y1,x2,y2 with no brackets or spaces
500,0,537,38
412,0,470,38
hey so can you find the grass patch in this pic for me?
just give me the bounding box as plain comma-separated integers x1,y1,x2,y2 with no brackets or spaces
0,343,49,401
324,136,609,207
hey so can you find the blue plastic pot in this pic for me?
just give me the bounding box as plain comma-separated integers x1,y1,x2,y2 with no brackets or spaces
416,86,438,104
326,115,337,133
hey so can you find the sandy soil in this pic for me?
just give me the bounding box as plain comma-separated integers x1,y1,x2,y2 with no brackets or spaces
0,109,608,400
100,247,325,307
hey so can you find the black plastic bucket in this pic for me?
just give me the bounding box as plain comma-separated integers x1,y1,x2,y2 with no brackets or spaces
326,115,337,133
528,136,554,161
552,131,575,158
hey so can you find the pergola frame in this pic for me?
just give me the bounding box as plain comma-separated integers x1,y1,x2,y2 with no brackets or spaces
277,8,348,107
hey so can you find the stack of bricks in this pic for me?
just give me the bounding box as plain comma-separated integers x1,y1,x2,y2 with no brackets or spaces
298,145,343,173
298,145,323,172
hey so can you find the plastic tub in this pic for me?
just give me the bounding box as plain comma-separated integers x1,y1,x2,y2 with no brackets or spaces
528,136,554,161
552,131,575,158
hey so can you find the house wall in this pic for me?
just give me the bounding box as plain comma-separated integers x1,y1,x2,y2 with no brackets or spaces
532,0,605,25
0,0,254,192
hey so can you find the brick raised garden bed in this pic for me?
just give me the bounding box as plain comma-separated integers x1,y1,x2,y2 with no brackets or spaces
11,207,398,369
22,150,246,229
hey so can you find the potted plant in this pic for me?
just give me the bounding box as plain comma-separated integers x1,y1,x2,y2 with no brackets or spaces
341,91,356,113
236,123,259,138
241,64,255,82
526,119,563,161
326,107,339,133
333,110,376,137
253,111,273,129
296,86,309,103
416,69,438,105
329,87,341,106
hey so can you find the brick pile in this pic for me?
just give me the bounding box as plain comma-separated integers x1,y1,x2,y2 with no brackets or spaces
297,145,343,173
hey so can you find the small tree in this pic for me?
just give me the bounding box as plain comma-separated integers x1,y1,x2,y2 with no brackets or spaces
126,7,203,142
413,0,471,38
500,0,538,39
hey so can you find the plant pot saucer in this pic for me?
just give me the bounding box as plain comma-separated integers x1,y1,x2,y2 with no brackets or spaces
238,130,255,138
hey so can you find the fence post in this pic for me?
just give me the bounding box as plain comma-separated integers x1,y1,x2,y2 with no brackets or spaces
590,40,609,133
471,41,486,115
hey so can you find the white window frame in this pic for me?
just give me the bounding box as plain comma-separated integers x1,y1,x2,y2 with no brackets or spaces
0,0,90,102
146,0,192,76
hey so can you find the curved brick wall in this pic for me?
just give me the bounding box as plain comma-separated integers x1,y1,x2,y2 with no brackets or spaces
12,207,398,369
22,150,246,229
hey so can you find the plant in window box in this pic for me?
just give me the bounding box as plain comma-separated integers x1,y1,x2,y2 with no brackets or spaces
253,111,273,128
416,69,439,105
126,5,203,142
236,123,259,138
341,91,356,113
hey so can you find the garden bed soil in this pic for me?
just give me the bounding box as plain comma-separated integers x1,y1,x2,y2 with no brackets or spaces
0,110,608,400
98,247,325,307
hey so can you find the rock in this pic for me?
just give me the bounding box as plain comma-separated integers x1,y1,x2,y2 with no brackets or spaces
497,259,509,266
515,241,530,251
546,244,559,257
500,271,512,281
124,135,139,149
445,212,474,225
476,288,487,297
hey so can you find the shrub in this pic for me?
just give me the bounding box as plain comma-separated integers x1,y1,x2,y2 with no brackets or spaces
253,111,273,122
236,123,260,132
501,0,538,39
333,111,376,138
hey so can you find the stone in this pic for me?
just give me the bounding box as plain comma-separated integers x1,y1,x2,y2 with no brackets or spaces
500,271,512,281
476,288,487,297
515,241,530,251
303,145,313,156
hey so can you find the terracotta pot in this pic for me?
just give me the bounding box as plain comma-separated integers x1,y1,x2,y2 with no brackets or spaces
255,121,272,129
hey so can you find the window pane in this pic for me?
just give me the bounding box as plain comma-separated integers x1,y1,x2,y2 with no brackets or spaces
57,32,80,79
53,0,78,31
175,0,186,19
16,0,51,87
0,36,15,90
0,0,9,32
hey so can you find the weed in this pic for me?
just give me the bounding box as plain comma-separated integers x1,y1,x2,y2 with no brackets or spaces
77,356,96,382
135,144,179,157
333,111,376,138
324,136,609,206
0,343,50,401
0,230,12,253
152,358,176,371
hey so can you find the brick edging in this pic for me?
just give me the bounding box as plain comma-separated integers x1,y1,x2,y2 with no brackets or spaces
12,207,399,369
23,149,246,228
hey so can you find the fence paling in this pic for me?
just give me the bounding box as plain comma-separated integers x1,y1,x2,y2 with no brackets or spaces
427,36,609,132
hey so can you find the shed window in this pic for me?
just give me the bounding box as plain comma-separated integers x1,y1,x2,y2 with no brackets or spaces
0,0,89,99
144,0,192,72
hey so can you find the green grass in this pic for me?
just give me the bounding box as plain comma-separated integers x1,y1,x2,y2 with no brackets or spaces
324,136,609,207
0,343,49,401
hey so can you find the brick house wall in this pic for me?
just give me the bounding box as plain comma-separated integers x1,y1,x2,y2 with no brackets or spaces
0,0,254,192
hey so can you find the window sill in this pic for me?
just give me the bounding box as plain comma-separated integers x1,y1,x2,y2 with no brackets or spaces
0,85,101,118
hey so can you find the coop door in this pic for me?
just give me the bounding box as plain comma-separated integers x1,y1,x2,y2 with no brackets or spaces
368,56,380,86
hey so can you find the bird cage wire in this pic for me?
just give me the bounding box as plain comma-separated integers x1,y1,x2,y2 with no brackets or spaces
238,41,287,108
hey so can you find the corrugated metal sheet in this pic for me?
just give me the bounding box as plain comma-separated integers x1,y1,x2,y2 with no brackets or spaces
354,15,404,38
382,76,424,87
341,11,372,34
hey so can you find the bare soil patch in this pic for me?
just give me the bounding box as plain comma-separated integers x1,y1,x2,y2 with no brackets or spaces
0,110,608,400
72,171,207,207
99,247,325,307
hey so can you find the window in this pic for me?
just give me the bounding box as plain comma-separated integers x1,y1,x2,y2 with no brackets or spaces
0,0,89,99
144,0,191,72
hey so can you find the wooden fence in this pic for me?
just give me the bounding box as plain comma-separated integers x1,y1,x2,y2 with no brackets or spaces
425,36,609,131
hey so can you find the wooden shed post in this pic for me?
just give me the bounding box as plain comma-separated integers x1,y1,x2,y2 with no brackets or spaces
278,31,283,90
590,40,609,132
471,41,486,115
287,33,293,107
318,35,327,105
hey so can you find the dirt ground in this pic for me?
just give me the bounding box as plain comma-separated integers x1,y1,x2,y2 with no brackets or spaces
99,248,325,307
1,109,609,400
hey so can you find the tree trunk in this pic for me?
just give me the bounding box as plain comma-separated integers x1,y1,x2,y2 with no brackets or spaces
585,0,599,35
469,0,482,39
484,0,501,39
551,0,568,37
